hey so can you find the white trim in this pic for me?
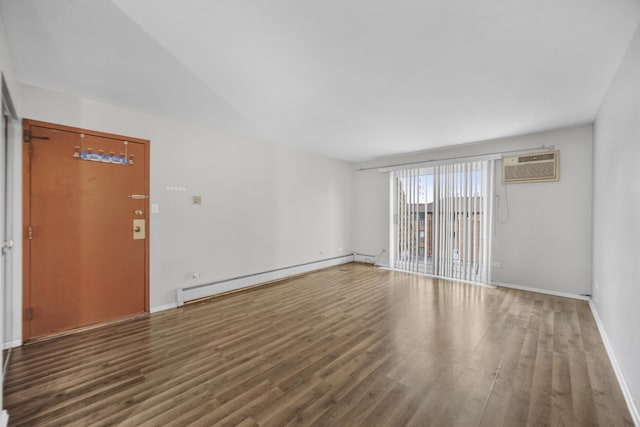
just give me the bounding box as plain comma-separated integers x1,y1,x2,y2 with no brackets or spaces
176,255,354,306
0,410,9,427
2,340,21,350
351,254,390,269
494,281,589,301
352,251,387,265
352,253,372,264
150,303,178,314
589,300,640,426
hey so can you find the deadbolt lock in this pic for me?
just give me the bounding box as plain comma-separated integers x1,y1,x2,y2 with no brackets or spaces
133,219,146,240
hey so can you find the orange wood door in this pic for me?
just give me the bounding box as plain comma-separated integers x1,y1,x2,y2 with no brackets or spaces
23,120,149,340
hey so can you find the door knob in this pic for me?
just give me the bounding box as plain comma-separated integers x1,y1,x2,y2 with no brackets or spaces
134,226,141,232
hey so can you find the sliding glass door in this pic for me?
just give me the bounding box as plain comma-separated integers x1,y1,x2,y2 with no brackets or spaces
390,159,494,285
390,167,435,274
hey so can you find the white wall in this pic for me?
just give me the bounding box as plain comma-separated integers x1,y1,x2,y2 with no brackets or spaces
352,124,593,296
592,23,640,420
19,84,353,312
0,19,19,109
351,169,389,263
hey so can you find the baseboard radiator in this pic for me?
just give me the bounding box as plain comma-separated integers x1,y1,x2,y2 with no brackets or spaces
176,255,354,306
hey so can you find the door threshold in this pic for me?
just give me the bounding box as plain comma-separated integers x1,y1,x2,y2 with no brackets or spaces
25,312,149,345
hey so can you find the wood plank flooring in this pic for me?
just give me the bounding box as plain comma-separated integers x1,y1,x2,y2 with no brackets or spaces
5,264,633,426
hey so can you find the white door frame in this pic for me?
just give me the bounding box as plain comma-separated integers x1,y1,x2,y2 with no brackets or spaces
1,72,18,426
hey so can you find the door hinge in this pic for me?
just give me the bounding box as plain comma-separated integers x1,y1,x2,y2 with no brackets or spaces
26,307,33,321
23,129,49,143
27,226,33,240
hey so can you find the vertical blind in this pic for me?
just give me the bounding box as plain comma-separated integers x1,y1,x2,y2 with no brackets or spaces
390,159,494,285
391,168,426,273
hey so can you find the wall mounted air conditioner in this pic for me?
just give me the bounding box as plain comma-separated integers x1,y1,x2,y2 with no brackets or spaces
502,150,559,183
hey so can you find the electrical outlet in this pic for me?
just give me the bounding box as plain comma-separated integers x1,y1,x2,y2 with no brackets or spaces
191,272,200,279
491,261,500,268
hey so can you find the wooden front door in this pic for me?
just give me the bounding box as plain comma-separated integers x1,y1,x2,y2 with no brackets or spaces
23,120,149,340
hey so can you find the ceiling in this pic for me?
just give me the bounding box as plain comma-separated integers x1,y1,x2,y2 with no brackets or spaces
1,0,639,162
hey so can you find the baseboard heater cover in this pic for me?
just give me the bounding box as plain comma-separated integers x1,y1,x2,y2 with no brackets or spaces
176,255,354,306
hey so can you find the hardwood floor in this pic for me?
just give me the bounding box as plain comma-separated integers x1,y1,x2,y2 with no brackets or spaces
5,264,633,426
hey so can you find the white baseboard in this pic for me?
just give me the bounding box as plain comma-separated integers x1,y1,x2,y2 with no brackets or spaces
589,300,640,426
2,339,21,350
352,253,372,263
176,255,354,306
352,250,386,265
493,281,589,301
150,303,178,314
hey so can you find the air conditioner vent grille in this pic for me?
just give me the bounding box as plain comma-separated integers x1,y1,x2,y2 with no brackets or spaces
504,162,555,181
502,150,559,183
518,153,555,162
